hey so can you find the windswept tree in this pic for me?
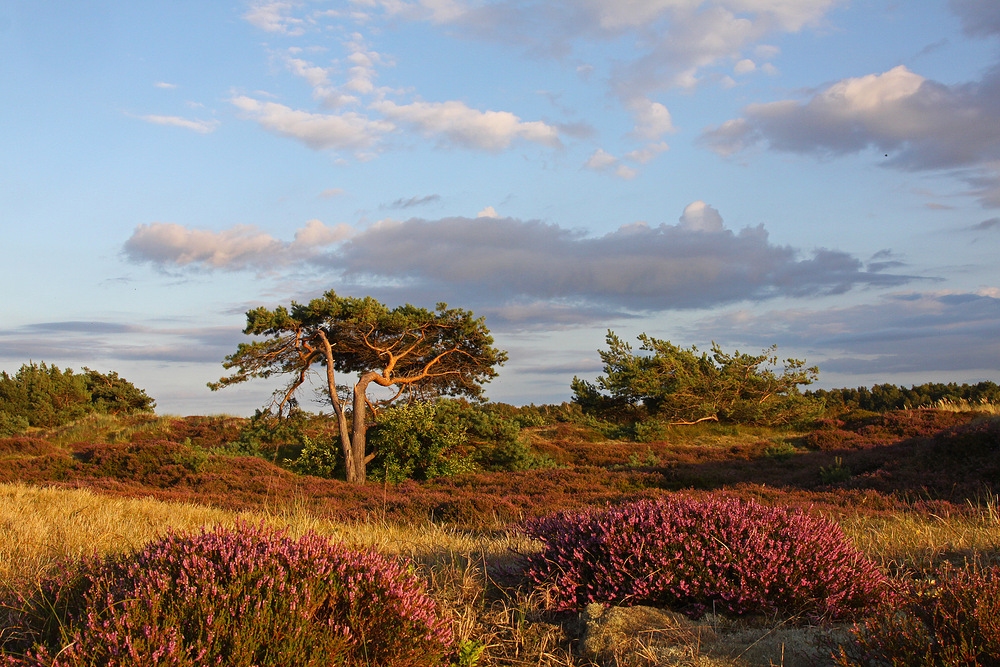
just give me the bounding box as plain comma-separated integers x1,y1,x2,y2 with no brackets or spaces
209,291,507,483
572,331,819,426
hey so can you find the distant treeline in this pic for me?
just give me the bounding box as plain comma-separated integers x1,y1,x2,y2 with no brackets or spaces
806,381,1000,413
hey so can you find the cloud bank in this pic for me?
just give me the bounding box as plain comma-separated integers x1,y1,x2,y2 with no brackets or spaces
691,289,1000,376
124,205,916,318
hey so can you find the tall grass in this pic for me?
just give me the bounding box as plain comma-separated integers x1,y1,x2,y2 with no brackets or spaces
839,499,1000,574
932,398,1000,415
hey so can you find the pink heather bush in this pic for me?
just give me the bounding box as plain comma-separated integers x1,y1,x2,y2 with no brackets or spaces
0,522,453,666
835,563,1000,666
520,496,890,618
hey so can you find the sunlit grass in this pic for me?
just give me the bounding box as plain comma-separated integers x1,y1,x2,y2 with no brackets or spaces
931,398,1000,415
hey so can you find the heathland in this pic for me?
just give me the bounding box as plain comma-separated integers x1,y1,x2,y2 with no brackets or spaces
1,396,999,665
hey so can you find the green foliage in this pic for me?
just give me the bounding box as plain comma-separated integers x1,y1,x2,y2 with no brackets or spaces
0,411,29,437
435,400,554,472
80,367,155,415
819,456,852,485
572,331,820,427
633,419,670,443
0,362,154,430
367,402,474,483
288,433,343,479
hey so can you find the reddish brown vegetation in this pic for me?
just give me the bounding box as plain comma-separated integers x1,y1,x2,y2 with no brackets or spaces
0,410,996,528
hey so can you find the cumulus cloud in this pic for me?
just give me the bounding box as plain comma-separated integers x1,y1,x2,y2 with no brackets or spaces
585,148,618,170
690,289,1000,376
129,114,219,133
477,206,500,218
124,219,352,272
678,200,725,232
627,98,676,140
231,96,393,151
372,99,560,151
699,65,1000,205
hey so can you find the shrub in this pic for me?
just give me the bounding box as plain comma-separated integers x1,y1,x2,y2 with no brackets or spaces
0,363,154,430
519,496,889,618
367,401,475,482
0,412,28,437
834,563,1000,666
0,522,453,666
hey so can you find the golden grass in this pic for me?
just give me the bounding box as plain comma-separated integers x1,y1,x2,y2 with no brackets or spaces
0,482,531,592
931,398,1000,415
840,500,1000,574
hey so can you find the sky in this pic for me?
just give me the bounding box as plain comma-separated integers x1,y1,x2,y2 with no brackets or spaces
2,0,999,416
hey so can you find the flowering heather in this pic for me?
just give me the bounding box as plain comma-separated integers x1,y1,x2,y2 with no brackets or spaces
519,496,890,618
1,522,453,666
835,563,1000,665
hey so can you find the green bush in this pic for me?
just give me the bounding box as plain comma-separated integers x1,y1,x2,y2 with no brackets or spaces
367,401,475,482
572,332,821,426
0,411,28,437
0,363,154,429
0,522,454,666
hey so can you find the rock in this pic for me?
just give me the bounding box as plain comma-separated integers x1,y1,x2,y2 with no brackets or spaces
578,603,717,666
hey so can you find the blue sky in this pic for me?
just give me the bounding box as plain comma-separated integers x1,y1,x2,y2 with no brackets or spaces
2,0,999,415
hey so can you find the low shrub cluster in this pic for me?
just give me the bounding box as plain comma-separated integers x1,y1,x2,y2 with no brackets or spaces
520,496,889,618
0,522,453,666
834,563,1000,665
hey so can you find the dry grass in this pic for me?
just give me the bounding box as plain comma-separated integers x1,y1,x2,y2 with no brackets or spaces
932,398,1000,415
840,499,1000,574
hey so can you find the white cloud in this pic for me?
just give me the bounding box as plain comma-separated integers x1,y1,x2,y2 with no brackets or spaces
130,114,219,134
734,58,756,74
699,64,1000,205
231,96,393,151
625,142,669,163
319,188,346,198
124,220,352,272
292,219,354,248
477,206,500,218
372,99,560,151
154,81,178,89
678,200,725,232
585,148,618,170
615,164,638,179
243,1,306,35
627,97,676,139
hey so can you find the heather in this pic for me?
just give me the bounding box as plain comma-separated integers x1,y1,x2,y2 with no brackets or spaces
834,562,1000,666
519,496,890,618
0,522,453,666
